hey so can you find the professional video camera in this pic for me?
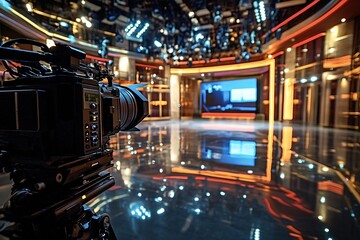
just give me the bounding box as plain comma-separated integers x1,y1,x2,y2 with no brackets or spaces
0,38,148,239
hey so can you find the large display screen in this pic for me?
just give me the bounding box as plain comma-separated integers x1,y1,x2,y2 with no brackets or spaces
200,78,257,113
201,139,256,167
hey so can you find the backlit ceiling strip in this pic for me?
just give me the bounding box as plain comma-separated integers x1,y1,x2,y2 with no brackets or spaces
268,0,348,52
267,0,321,37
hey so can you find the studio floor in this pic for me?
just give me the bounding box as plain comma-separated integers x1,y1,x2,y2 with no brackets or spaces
1,119,360,239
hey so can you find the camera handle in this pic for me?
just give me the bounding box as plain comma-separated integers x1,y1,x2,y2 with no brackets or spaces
0,38,50,77
0,38,86,78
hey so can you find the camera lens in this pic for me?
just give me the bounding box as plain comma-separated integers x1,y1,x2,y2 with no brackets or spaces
118,85,148,131
119,87,137,130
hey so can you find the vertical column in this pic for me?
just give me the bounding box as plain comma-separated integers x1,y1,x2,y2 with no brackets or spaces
283,48,296,121
164,65,171,84
194,79,202,117
170,121,180,164
118,55,131,80
170,74,180,119
283,78,295,120
269,58,276,125
320,73,330,126
335,78,350,127
308,84,319,125
128,58,136,81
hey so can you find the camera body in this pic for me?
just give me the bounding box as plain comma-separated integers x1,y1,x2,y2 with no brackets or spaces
0,74,109,186
0,38,148,191
0,39,148,239
1,75,106,159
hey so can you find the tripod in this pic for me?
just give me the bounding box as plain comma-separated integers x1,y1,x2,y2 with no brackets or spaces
0,172,117,240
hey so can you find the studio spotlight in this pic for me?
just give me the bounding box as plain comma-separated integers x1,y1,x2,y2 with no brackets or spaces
154,40,162,48
275,28,282,40
241,51,250,61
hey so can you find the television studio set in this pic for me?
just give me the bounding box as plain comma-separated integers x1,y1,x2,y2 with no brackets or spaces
1,0,360,239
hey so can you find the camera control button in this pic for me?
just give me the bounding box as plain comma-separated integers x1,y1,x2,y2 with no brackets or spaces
91,136,98,142
85,137,89,142
85,124,89,129
85,131,90,136
91,124,98,130
90,103,97,109
90,116,98,122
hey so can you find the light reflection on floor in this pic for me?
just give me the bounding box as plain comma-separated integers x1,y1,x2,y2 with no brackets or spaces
1,119,360,239
91,119,360,240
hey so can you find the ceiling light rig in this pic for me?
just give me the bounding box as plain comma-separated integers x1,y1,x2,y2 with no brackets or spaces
125,20,150,42
19,0,281,65
131,0,266,65
254,1,267,23
14,0,321,66
76,16,93,28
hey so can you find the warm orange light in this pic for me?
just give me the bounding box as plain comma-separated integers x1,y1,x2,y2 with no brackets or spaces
270,0,320,34
289,233,304,240
292,203,313,214
170,59,275,182
287,225,301,235
86,55,110,62
211,56,236,62
283,78,295,120
292,33,326,48
195,122,256,132
281,126,293,162
306,86,312,121
171,167,271,183
152,176,188,180
272,51,284,58
281,214,295,222
318,181,343,195
151,100,168,106
201,112,255,119
176,57,238,66
267,0,348,51
171,59,275,185
136,63,160,69
323,55,351,69
271,196,291,207
269,59,275,126
264,198,280,218
171,59,272,75
171,58,275,125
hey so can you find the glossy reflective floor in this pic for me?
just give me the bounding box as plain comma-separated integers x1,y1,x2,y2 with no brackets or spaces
2,119,360,239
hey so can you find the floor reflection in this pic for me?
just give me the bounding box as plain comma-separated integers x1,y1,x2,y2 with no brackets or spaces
89,119,360,240
1,119,359,239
